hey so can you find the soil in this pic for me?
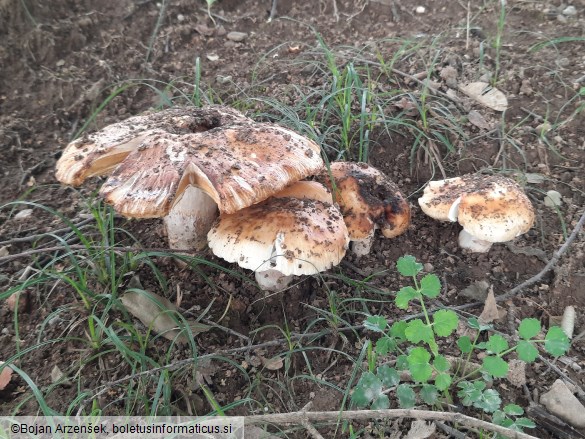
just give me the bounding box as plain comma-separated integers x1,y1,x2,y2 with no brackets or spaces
1,0,585,437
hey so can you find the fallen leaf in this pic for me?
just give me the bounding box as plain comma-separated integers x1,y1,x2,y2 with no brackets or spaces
120,290,210,344
405,420,436,439
467,110,491,129
260,356,284,371
0,246,9,257
0,362,13,391
459,82,508,111
478,287,502,324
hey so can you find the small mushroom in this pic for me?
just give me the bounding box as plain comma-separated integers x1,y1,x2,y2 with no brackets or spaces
207,181,349,291
418,173,535,252
55,106,324,251
316,162,411,256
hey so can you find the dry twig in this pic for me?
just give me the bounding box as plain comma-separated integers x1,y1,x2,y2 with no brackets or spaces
244,408,539,439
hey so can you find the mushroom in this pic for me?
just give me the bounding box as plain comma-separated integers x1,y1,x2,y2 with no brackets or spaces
316,162,411,256
207,181,349,291
55,105,324,251
418,173,535,252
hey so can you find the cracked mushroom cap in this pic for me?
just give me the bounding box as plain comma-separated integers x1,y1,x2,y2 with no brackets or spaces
317,162,411,240
55,105,252,186
418,173,535,242
207,193,349,277
55,106,324,218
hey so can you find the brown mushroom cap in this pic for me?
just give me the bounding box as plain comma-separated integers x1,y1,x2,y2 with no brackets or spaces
317,162,411,240
207,197,349,277
55,106,324,218
272,180,333,204
98,123,323,217
55,105,252,186
418,173,535,243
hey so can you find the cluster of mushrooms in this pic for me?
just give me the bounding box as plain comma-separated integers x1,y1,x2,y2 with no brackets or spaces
55,106,535,291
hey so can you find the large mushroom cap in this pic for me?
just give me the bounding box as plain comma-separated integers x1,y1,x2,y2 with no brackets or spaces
207,196,349,277
99,123,323,217
317,162,411,240
55,105,324,218
55,105,252,186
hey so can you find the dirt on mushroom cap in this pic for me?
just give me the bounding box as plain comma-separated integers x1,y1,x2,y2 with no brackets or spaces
418,173,535,242
317,161,411,240
207,197,349,277
55,105,253,186
98,122,324,217
457,178,535,242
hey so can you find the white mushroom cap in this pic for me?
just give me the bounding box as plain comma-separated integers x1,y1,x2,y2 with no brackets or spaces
456,177,535,243
418,176,469,221
317,162,410,255
418,174,535,252
207,196,349,288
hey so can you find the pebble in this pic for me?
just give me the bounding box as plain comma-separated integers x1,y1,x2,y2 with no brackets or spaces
562,5,577,16
544,190,562,208
226,31,247,42
177,14,185,22
540,379,585,428
415,6,426,14
14,209,33,220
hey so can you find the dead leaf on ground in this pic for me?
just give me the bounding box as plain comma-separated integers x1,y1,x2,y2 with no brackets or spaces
459,82,508,111
467,110,491,129
0,362,13,391
120,290,210,344
479,287,505,324
260,355,284,371
0,246,9,257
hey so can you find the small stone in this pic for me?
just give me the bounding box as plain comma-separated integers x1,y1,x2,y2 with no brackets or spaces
206,54,219,62
556,14,568,23
176,14,185,22
562,5,577,16
226,31,247,42
544,190,562,208
415,6,426,14
541,379,585,428
14,209,33,220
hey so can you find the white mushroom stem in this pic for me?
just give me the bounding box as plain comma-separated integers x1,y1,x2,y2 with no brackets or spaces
351,228,376,257
255,269,294,292
458,229,493,253
163,185,218,251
